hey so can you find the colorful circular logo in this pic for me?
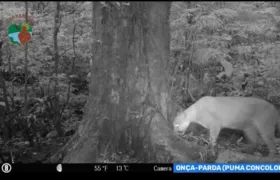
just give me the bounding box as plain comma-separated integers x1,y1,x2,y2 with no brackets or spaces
8,23,32,45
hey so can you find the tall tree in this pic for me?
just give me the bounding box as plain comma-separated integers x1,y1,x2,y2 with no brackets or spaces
53,1,64,137
23,1,34,145
55,2,203,163
23,2,28,117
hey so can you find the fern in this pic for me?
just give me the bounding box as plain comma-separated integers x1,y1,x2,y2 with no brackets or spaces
237,3,255,11
198,14,223,30
235,45,252,56
255,7,278,16
194,48,223,65
212,8,238,21
243,23,264,34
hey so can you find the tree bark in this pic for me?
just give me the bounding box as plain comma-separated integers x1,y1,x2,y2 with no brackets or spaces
53,1,64,137
61,2,206,163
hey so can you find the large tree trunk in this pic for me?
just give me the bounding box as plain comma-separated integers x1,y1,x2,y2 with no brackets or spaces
53,1,64,137
60,2,206,163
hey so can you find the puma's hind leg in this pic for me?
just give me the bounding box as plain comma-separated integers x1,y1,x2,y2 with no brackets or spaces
242,126,259,155
255,123,276,157
259,129,276,157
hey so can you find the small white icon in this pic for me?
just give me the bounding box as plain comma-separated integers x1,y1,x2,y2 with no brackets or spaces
1,163,12,173
56,164,62,172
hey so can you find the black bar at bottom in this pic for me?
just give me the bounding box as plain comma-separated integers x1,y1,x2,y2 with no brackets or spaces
0,163,173,173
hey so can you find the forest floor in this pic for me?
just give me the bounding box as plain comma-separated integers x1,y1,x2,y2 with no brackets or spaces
180,123,280,159
1,111,83,163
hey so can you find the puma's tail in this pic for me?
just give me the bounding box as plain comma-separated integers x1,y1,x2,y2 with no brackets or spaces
277,119,280,137
276,110,280,137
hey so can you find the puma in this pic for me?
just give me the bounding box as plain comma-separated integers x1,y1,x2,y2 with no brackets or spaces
173,96,280,157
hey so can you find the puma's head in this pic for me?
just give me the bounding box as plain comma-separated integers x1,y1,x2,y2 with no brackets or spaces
173,111,190,135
